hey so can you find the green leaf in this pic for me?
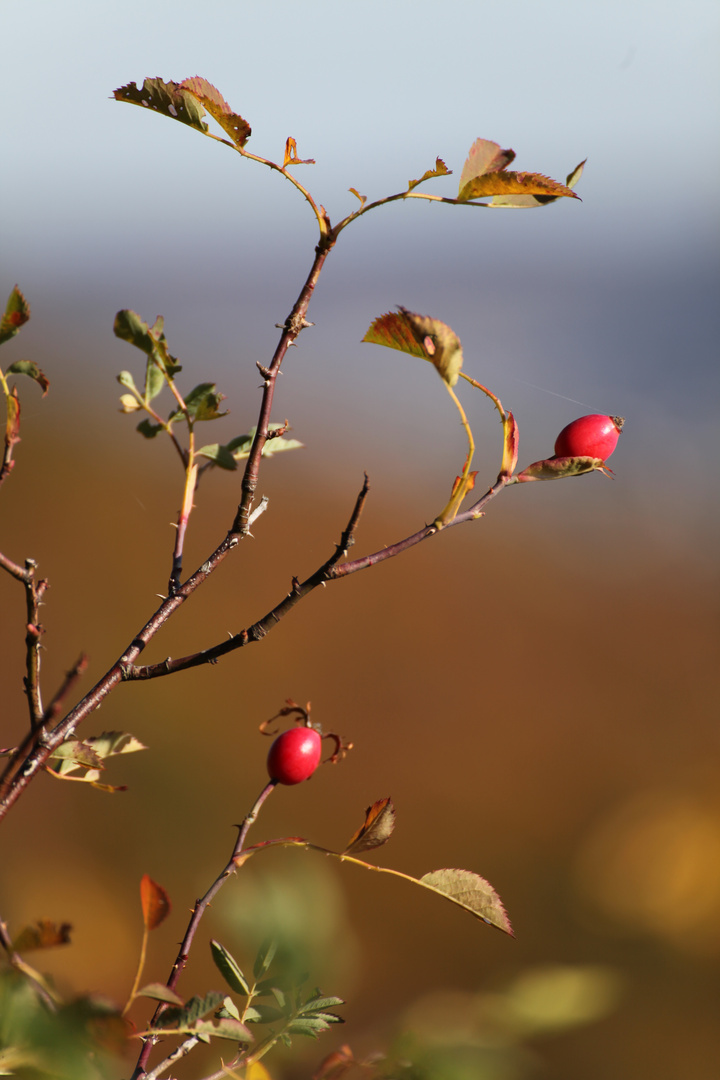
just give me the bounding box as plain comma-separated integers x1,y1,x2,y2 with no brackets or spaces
299,995,344,1013
512,455,609,482
253,938,278,980
136,418,163,439
154,992,225,1030
179,76,252,147
171,382,227,423
244,1003,285,1024
407,156,451,192
136,984,184,1006
114,310,156,355
286,1015,341,1037
0,286,30,347
210,940,250,996
113,78,209,135
144,357,165,402
418,868,513,936
6,360,49,395
192,1017,253,1041
196,443,238,470
363,307,463,387
117,370,138,392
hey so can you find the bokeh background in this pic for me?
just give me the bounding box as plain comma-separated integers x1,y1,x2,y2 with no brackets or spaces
1,1,719,1077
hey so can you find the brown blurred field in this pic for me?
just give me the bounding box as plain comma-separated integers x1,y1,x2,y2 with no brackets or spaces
1,347,718,1078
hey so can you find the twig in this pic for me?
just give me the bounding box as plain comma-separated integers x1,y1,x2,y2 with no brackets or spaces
131,781,277,1079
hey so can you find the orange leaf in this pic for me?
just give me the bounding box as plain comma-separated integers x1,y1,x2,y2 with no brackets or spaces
282,136,315,167
500,411,519,479
458,138,516,191
407,156,451,192
12,919,72,952
344,798,396,854
363,308,463,387
140,874,171,930
460,170,579,202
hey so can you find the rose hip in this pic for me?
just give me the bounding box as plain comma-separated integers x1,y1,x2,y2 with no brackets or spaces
267,727,323,785
554,414,624,460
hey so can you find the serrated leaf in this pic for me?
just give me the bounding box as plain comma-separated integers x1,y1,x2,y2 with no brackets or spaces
210,939,250,996
155,991,225,1029
299,995,344,1013
140,875,171,930
0,286,30,346
419,869,513,935
136,983,184,1005
286,1016,339,1037
500,411,519,479
459,139,516,192
407,156,451,192
6,360,49,396
492,157,587,208
363,308,463,388
179,76,252,147
460,170,579,202
12,920,72,952
513,455,608,482
50,739,103,774
113,78,209,135
344,798,396,854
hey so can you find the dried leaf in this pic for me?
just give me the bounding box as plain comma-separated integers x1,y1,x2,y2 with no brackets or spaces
140,874,171,930
363,308,463,387
513,455,609,482
312,1045,356,1079
344,798,396,854
458,139,516,192
5,388,20,448
283,136,315,167
0,286,30,347
348,187,367,207
179,76,252,147
12,919,72,952
407,156,451,192
419,868,513,936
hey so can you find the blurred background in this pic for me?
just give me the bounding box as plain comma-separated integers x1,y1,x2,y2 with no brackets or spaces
1,1,719,1077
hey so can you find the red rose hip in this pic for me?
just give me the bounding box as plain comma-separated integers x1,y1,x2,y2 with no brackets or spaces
554,414,625,461
267,727,323,785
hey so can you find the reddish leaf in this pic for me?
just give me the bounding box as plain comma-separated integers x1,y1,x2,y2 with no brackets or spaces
344,798,396,854
179,76,252,147
458,138,516,191
140,874,171,930
12,919,72,952
0,285,30,346
363,308,463,387
513,455,610,482
312,1044,356,1079
5,387,20,448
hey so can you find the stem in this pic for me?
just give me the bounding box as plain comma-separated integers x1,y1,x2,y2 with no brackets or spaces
123,924,150,1016
168,436,198,595
131,780,277,1080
